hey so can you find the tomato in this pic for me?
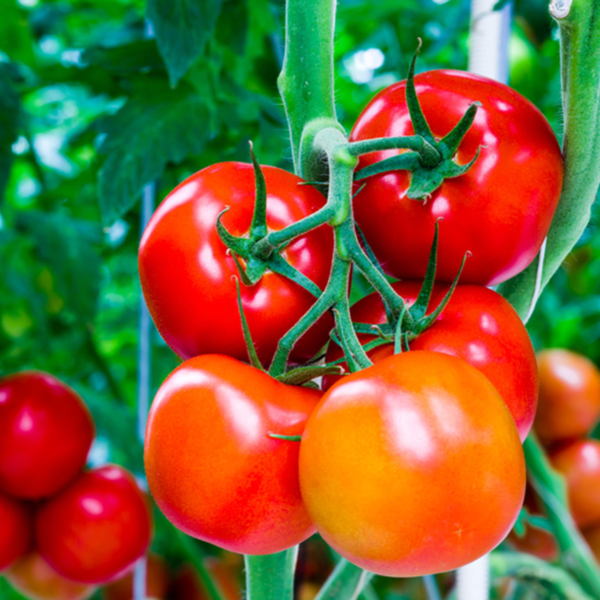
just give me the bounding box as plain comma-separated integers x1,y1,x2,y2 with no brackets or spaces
103,554,169,600
534,349,600,446
350,70,563,285
5,554,95,600
582,522,600,565
0,371,95,499
0,492,31,572
139,163,334,366
549,439,600,529
36,465,152,585
144,355,321,555
324,282,537,441
170,558,241,600
300,351,525,577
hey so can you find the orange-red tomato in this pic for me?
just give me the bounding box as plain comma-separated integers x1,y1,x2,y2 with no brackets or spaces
103,554,169,600
300,351,525,577
145,355,321,555
549,439,600,529
324,283,538,441
534,349,600,446
0,492,31,572
6,553,95,600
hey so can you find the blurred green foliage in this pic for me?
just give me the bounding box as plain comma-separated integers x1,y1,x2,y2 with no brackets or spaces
0,0,596,597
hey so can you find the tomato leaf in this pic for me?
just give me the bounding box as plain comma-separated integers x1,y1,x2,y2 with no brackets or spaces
147,0,224,86
0,64,21,203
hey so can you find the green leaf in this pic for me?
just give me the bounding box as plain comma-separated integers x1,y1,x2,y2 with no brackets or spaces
97,82,213,225
0,64,21,203
216,0,249,55
147,0,224,86
82,40,165,75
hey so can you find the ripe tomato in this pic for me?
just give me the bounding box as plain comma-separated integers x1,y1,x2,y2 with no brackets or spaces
36,465,152,585
582,522,600,565
170,558,241,600
144,355,321,555
103,554,169,600
139,163,334,366
0,492,31,572
0,371,95,499
350,70,563,285
5,554,95,600
534,349,600,446
324,283,537,441
549,439,600,529
300,351,525,577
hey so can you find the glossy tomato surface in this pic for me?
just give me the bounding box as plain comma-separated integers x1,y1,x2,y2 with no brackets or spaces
0,492,31,572
103,554,168,600
36,465,152,585
324,283,537,441
139,163,334,366
350,70,563,285
6,554,95,600
300,351,525,577
0,371,94,499
550,439,600,529
534,349,600,446
144,355,321,555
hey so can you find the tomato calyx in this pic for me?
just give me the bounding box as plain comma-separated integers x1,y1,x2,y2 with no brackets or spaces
354,41,483,200
267,433,302,442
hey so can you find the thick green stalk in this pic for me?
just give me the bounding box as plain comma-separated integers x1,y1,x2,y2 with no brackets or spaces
497,0,600,318
245,549,298,600
314,559,374,600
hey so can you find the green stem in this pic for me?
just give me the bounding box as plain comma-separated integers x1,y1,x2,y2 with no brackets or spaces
245,549,298,600
314,559,373,600
334,294,373,370
497,0,600,319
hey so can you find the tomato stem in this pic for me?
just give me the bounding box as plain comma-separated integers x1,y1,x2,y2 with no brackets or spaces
245,549,298,600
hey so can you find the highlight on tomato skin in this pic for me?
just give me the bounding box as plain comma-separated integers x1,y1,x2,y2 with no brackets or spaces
534,349,600,446
35,465,153,586
324,282,538,441
300,351,526,577
0,491,32,572
144,354,321,556
0,371,95,500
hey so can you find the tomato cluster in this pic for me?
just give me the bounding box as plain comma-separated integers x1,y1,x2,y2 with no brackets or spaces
0,371,152,597
141,67,563,577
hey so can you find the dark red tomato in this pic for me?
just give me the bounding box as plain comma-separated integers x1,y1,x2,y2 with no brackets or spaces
350,70,563,285
0,492,31,572
144,355,321,555
6,554,94,600
324,283,537,441
0,372,95,499
139,163,334,366
549,439,600,529
36,465,152,585
534,349,600,446
583,522,600,566
170,558,241,600
103,554,169,600
300,351,525,577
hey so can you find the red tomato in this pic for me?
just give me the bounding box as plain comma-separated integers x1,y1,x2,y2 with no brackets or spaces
5,554,95,600
36,465,152,585
103,554,169,600
144,355,321,555
534,349,600,446
0,371,95,499
324,283,537,441
549,439,600,529
583,522,600,565
169,558,241,600
350,70,563,285
0,492,31,572
300,351,525,577
139,163,334,366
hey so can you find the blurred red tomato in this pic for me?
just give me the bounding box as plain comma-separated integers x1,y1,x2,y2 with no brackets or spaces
36,465,152,585
103,554,168,600
0,371,95,499
583,522,600,564
170,557,241,600
0,492,31,571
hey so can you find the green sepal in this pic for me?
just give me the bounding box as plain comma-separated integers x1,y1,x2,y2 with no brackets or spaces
394,304,410,355
244,255,268,285
325,337,391,369
331,313,361,373
437,102,481,159
231,253,256,287
528,515,554,533
410,220,440,321
233,277,265,371
267,253,323,299
216,208,253,255
354,152,421,181
267,432,302,442
513,507,529,538
406,40,435,145
249,143,269,240
276,364,343,386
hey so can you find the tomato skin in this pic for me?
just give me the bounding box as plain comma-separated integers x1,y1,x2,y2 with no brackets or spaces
0,371,95,499
324,283,537,441
0,492,31,572
6,554,95,600
549,439,600,529
36,465,152,585
139,163,334,366
103,554,169,600
534,349,600,446
144,355,321,555
300,351,525,577
350,70,563,285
